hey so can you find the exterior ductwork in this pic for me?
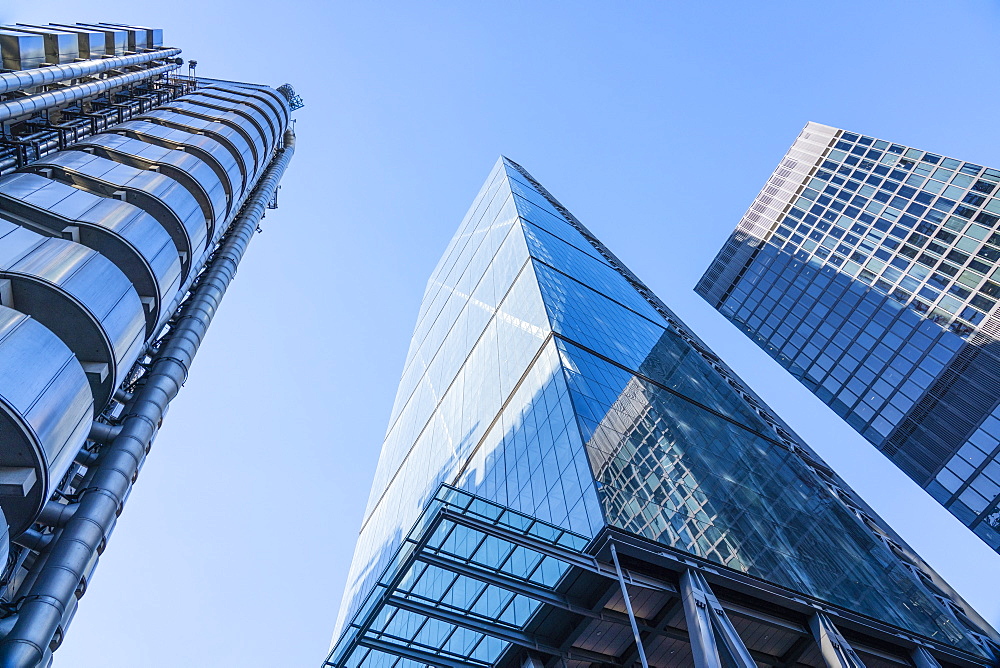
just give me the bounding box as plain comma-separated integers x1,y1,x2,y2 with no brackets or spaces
0,305,93,537
0,25,298,662
0,128,295,668
0,47,181,96
0,61,180,123
0,172,183,335
27,150,209,283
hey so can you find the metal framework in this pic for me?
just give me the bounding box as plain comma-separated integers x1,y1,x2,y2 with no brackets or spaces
0,24,299,667
326,486,992,668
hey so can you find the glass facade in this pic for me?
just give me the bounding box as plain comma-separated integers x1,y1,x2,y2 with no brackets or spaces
329,157,999,667
698,123,1000,553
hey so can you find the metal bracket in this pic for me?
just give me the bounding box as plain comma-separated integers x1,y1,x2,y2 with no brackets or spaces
911,647,943,668
809,612,867,667
680,569,756,668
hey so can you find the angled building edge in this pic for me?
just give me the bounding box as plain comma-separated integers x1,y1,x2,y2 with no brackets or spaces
327,158,1000,668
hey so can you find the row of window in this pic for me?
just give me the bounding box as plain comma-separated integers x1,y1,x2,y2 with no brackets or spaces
770,138,1000,334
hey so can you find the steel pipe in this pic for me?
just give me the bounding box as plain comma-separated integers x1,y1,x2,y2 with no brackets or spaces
0,62,180,123
0,130,294,668
0,48,181,96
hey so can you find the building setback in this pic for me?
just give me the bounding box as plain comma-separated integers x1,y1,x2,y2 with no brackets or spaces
697,123,1000,555
0,23,300,667
326,158,1000,668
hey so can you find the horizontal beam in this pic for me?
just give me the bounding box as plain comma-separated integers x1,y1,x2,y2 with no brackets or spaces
387,594,622,666
354,636,486,668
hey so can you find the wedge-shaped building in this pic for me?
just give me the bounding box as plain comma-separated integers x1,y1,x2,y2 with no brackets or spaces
0,23,299,667
326,159,1000,668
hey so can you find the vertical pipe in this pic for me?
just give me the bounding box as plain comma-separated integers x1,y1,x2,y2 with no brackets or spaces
609,544,650,668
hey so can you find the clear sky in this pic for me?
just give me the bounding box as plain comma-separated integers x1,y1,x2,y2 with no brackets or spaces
5,2,1000,666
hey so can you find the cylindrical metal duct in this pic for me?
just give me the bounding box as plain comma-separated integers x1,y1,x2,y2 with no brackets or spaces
0,130,295,668
0,48,180,95
0,61,180,123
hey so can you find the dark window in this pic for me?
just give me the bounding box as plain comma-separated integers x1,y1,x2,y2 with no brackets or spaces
977,246,1000,262
976,212,999,227
971,294,996,311
947,249,970,264
969,259,991,274
949,284,971,299
972,180,996,195
955,205,977,219
916,254,937,267
980,281,1000,298
963,193,986,207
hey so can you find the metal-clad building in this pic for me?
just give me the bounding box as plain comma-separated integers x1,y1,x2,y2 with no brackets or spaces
325,159,1000,668
697,123,1000,555
0,23,299,667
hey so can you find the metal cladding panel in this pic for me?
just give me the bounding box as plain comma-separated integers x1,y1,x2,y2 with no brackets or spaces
137,109,255,193
29,150,209,278
112,120,240,206
100,24,162,49
77,132,229,226
200,85,288,136
72,24,127,56
1,27,79,64
0,305,92,536
182,92,277,151
0,218,145,409
46,24,110,57
157,101,264,168
0,30,45,70
0,172,182,335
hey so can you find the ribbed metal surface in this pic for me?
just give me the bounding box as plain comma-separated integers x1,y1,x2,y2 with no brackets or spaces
0,58,297,663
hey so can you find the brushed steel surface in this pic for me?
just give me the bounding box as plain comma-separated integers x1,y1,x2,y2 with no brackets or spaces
0,172,183,335
0,305,92,537
0,218,145,411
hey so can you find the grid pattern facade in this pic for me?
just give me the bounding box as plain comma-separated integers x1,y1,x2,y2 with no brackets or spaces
697,122,1000,552
329,158,999,667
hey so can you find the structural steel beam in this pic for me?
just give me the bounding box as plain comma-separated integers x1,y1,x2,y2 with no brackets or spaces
386,594,622,666
810,612,867,668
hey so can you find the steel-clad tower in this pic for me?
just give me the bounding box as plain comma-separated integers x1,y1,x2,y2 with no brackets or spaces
326,159,1000,668
0,23,299,666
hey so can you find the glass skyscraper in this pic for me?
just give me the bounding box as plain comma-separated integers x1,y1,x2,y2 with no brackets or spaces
697,123,1000,555
0,23,299,666
326,158,1000,668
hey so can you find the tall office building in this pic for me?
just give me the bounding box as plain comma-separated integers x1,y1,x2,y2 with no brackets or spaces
0,23,299,666
326,158,999,668
697,123,1000,555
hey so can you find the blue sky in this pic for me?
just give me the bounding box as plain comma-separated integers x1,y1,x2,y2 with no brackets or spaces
6,2,1000,666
